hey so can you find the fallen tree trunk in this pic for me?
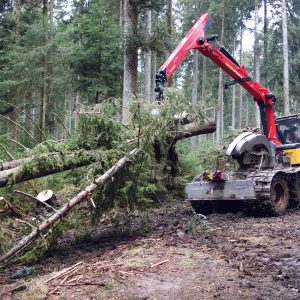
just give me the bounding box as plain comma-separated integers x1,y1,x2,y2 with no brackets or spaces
0,148,141,264
0,148,112,173
0,158,30,171
174,120,216,141
0,120,215,189
0,150,106,188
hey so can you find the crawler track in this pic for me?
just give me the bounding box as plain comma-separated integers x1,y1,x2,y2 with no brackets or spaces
190,167,300,216
246,167,300,215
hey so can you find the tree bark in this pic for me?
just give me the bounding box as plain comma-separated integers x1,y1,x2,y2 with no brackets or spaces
216,0,225,143
254,0,261,128
151,50,157,102
191,51,199,150
122,0,138,124
144,1,152,102
282,0,289,115
238,15,243,129
49,0,54,39
231,39,236,129
13,0,21,141
119,0,123,29
0,149,142,264
0,158,30,171
174,121,216,141
40,0,49,142
262,0,268,87
166,0,173,87
200,57,207,142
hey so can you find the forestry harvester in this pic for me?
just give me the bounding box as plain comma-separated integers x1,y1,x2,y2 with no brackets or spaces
155,13,300,215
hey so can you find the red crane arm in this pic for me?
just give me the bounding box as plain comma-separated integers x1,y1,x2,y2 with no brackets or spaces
155,13,280,146
159,13,210,79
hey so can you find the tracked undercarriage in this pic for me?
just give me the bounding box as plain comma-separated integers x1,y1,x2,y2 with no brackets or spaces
185,132,300,216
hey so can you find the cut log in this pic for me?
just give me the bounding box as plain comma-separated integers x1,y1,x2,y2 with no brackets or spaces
0,148,141,264
174,120,216,141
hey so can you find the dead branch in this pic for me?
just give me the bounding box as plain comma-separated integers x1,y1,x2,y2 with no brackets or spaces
0,197,23,216
14,190,57,212
0,148,141,264
0,100,47,141
52,281,105,286
48,277,68,295
0,115,39,144
52,112,71,137
16,218,36,229
7,138,30,152
0,143,14,159
45,262,83,283
150,259,169,268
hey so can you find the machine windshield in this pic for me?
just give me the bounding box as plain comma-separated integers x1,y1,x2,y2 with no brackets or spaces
276,117,300,144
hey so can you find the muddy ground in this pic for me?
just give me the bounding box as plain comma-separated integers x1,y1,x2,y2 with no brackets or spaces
1,200,300,300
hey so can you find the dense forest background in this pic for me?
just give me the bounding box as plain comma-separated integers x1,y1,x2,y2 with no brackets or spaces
0,0,299,154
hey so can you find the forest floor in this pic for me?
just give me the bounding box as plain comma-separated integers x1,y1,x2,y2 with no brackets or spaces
1,199,300,300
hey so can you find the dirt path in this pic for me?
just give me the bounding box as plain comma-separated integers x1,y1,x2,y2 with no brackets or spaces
1,200,300,299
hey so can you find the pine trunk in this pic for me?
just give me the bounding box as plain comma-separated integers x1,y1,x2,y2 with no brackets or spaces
216,1,225,143
254,0,261,127
144,1,152,102
49,0,54,38
282,0,289,115
231,39,236,129
122,0,138,124
119,0,123,29
262,0,268,87
151,51,157,101
12,0,21,141
238,16,243,129
191,51,199,150
40,0,49,142
166,0,173,87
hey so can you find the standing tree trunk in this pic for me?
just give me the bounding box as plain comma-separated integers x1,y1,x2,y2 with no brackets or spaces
216,0,225,143
122,0,138,124
231,39,236,129
282,0,289,115
119,0,123,29
40,0,49,142
191,51,199,150
49,0,54,39
262,0,268,87
13,0,21,141
254,0,261,128
201,57,206,110
166,0,173,87
200,56,207,142
151,51,157,101
238,14,243,129
144,1,152,102
151,11,157,101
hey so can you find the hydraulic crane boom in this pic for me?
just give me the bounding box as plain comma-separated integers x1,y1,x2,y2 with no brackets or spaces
155,13,281,146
